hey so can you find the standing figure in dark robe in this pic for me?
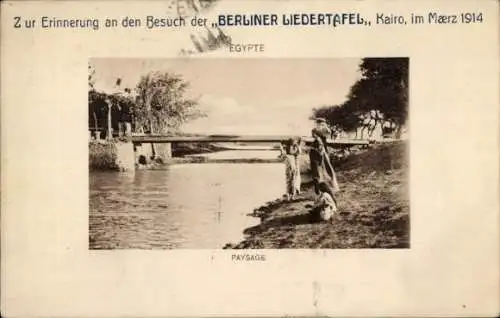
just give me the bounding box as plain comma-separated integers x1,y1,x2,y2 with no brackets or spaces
309,136,340,197
312,118,332,152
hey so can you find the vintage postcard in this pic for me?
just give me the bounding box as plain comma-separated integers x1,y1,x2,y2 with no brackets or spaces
1,0,499,317
88,57,409,250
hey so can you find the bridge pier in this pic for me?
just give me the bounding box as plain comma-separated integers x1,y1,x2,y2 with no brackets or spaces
153,143,172,162
133,142,172,166
135,143,154,165
115,141,136,172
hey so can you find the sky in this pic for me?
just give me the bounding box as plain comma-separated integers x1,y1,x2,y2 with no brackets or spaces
91,58,362,136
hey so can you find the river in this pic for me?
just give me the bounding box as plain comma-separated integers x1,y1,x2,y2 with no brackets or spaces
89,149,285,249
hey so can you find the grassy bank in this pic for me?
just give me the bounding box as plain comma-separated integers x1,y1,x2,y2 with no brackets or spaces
224,141,409,249
89,140,119,171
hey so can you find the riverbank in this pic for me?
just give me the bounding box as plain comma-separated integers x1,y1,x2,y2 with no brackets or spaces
89,139,119,171
224,141,409,249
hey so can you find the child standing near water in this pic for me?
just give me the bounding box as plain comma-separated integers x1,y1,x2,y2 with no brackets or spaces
280,138,302,201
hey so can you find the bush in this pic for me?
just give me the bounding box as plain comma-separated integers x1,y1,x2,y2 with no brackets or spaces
89,140,119,171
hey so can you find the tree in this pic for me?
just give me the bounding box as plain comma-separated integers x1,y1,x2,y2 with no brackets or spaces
311,58,409,139
133,71,204,159
88,65,99,137
88,64,96,89
312,102,360,134
100,78,124,139
88,68,204,144
356,58,409,137
88,73,129,139
134,71,204,135
88,90,109,138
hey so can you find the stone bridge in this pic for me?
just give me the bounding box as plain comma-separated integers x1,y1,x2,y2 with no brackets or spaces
114,134,372,171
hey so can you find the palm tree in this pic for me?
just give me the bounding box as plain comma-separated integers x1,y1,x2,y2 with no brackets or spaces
104,78,122,139
136,74,157,157
105,96,113,139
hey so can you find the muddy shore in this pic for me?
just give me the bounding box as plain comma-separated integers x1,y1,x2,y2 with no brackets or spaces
224,141,409,249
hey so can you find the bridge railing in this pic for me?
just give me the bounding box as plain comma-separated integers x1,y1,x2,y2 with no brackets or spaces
128,134,373,147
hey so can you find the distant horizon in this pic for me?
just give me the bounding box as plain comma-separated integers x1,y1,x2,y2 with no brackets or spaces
90,58,362,136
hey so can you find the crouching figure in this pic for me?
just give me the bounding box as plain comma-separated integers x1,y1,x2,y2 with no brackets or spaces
310,182,338,222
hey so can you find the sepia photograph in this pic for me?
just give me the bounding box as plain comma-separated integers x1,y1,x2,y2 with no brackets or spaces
88,57,409,250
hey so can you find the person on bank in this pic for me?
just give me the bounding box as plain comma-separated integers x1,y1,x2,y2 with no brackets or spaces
310,181,338,222
311,117,332,151
309,132,340,197
280,137,302,201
